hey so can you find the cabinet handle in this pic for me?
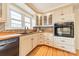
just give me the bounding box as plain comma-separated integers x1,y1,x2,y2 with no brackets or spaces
40,41,42,43
61,18,64,20
40,37,41,38
31,38,34,40
61,40,65,42
61,46,65,48
0,44,8,46
61,13,64,15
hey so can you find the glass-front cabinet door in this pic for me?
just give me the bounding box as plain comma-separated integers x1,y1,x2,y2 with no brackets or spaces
40,16,42,25
44,16,47,25
48,14,52,25
36,16,39,26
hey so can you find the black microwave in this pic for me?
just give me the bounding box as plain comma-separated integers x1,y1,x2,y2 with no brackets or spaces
54,22,74,38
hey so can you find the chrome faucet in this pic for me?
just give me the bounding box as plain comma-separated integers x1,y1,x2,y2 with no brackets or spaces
24,26,28,34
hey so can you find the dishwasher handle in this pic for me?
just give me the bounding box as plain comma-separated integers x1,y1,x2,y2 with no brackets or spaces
0,44,9,46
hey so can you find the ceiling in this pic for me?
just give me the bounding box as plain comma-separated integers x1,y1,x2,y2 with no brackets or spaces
26,3,70,14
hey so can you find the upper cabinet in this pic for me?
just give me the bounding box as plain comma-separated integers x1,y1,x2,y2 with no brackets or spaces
44,16,47,25
0,3,6,23
36,16,39,25
35,5,75,26
35,14,53,26
53,5,75,23
40,16,42,25
48,14,52,25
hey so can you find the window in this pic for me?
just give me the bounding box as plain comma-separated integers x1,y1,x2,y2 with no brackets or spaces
24,17,31,29
10,10,22,28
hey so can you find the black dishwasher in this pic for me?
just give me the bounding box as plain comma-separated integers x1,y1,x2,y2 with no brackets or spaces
0,37,19,56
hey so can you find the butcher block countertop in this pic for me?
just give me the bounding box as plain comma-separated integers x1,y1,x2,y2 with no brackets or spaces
0,32,22,40
0,31,52,40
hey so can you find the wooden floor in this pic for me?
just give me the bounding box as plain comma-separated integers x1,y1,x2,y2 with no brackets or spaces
27,45,79,56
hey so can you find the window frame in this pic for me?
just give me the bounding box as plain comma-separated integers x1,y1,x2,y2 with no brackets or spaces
24,16,32,29
9,9,22,28
9,8,32,29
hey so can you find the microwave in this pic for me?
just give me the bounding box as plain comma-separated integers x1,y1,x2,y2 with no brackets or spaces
54,22,74,38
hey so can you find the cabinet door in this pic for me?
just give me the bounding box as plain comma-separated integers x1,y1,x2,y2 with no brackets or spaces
31,34,37,49
36,16,39,25
48,14,52,25
38,33,45,44
32,37,37,48
19,36,32,56
44,16,47,25
43,33,54,46
40,16,42,25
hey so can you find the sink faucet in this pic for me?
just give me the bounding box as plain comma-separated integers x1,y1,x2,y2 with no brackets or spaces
24,26,28,34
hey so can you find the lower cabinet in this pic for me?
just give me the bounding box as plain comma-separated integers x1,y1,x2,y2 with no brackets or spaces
54,37,76,53
38,33,45,45
19,33,76,56
19,35,32,56
42,33,54,47
19,34,38,56
32,34,38,49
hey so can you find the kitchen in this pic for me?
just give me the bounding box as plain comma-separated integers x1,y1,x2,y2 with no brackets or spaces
0,3,79,56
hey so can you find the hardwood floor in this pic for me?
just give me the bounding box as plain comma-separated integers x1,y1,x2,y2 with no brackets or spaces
27,45,79,56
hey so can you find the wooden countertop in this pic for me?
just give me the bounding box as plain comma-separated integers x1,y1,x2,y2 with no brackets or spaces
0,32,22,40
0,32,53,40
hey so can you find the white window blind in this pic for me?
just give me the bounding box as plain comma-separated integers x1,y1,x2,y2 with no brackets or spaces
24,17,31,29
10,10,22,28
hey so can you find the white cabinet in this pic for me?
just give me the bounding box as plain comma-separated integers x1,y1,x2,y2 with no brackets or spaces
43,33,54,47
0,3,6,22
32,34,38,49
38,33,45,44
36,14,53,26
19,34,38,56
53,5,75,23
19,35,32,56
19,32,75,55
38,33,54,47
54,37,76,53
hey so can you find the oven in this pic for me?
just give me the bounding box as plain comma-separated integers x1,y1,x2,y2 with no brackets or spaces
54,22,74,38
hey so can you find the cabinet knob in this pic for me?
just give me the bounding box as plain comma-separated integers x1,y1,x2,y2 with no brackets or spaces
31,38,34,40
61,40,65,42
61,13,64,15
61,18,64,20
47,43,49,44
61,46,65,48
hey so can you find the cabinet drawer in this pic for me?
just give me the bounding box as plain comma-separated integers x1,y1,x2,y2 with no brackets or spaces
54,39,75,46
45,41,53,47
54,43,76,53
54,37,75,45
39,39,44,44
